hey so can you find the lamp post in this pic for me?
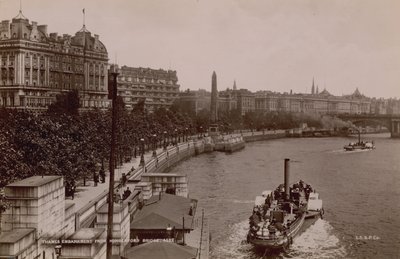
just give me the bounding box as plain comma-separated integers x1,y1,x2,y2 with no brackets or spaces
163,131,167,150
106,68,119,259
185,127,188,142
134,140,137,158
174,128,178,145
54,238,62,259
152,134,157,157
140,138,145,166
199,126,203,138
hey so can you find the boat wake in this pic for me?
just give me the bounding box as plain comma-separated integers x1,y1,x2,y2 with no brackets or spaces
329,149,347,153
330,149,370,154
210,220,253,259
230,199,255,204
287,219,347,259
211,219,346,259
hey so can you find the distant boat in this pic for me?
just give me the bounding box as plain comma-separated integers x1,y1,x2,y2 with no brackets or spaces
344,130,375,151
246,159,323,250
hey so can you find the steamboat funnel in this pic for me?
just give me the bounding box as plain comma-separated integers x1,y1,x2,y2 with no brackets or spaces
284,158,290,200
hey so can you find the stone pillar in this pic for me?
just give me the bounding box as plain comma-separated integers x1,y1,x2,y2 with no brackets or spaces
6,54,9,83
21,53,25,85
98,63,101,89
37,56,40,86
30,55,33,84
391,119,400,138
2,176,65,238
96,202,130,255
210,71,218,123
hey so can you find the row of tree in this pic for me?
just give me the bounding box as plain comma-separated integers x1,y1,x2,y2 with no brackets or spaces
0,90,350,187
172,100,351,133
0,91,195,187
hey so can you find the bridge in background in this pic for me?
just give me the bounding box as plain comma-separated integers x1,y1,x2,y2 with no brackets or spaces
337,114,400,138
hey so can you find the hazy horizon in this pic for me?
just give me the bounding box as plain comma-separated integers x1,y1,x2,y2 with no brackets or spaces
1,0,399,99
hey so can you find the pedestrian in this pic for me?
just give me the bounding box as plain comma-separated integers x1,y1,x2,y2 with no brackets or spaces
93,171,98,187
99,167,105,183
114,189,121,203
71,184,75,200
123,187,132,200
121,173,127,186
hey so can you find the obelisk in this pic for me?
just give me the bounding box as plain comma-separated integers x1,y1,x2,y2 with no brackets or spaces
210,71,218,123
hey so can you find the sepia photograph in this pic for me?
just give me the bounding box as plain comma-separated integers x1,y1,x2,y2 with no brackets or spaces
0,0,399,258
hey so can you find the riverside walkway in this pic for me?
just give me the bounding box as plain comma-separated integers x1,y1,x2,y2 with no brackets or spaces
69,142,193,212
70,147,163,212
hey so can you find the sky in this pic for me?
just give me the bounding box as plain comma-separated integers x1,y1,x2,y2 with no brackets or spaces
1,0,399,98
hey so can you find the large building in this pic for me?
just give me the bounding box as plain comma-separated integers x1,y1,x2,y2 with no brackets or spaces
178,89,211,115
112,65,180,112
254,88,372,115
218,89,237,113
0,10,109,110
179,79,400,117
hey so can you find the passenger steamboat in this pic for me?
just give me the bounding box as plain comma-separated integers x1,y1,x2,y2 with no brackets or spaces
247,158,323,249
344,130,375,151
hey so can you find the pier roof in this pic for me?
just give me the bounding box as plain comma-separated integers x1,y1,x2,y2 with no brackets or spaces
0,229,35,243
132,212,184,230
124,242,197,259
69,228,105,240
131,193,196,230
7,176,62,187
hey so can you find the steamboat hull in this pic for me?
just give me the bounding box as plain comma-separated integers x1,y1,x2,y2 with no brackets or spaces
247,213,305,249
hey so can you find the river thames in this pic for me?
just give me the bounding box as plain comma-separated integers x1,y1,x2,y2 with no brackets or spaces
170,133,400,258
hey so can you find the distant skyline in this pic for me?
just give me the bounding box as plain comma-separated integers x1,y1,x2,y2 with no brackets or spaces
1,0,399,98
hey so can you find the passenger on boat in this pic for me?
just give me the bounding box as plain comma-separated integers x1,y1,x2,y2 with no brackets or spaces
299,180,305,190
250,211,261,223
123,187,131,200
265,194,272,208
275,222,285,231
262,204,268,217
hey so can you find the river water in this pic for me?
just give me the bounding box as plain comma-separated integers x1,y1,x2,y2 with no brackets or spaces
169,134,400,259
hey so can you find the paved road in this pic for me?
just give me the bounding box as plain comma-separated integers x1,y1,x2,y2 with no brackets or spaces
68,147,165,212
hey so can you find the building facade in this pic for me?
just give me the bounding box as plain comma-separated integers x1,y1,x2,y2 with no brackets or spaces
0,11,109,110
178,81,399,117
178,89,211,115
113,65,180,112
218,90,237,113
254,88,374,115
235,89,255,116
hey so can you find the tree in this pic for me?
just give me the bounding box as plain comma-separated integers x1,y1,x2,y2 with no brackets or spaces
132,98,146,115
0,193,11,232
47,90,80,116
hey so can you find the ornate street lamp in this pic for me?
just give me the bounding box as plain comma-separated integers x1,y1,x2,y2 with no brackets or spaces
163,131,167,150
140,138,145,166
174,128,178,145
54,238,62,259
185,127,188,142
152,134,157,157
134,141,137,158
